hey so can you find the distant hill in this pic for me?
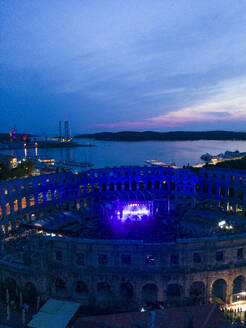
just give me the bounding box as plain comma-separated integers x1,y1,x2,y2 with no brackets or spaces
75,131,246,141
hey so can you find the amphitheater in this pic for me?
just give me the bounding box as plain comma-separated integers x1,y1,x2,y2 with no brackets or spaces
1,165,246,310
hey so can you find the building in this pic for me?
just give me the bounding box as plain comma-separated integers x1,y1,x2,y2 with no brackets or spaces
1,165,246,311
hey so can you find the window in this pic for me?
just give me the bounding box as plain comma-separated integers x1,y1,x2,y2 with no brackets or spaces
46,190,52,201
21,185,25,190
55,250,63,261
76,253,85,266
170,253,179,265
231,176,235,182
38,192,44,204
145,254,155,265
13,200,18,212
30,195,35,206
98,254,108,265
216,251,224,262
237,248,243,260
86,184,92,193
12,186,16,192
240,177,243,182
4,189,8,195
46,179,50,184
0,206,3,219
121,254,131,265
193,252,201,264
212,173,216,178
5,203,10,216
29,182,33,188
38,181,41,186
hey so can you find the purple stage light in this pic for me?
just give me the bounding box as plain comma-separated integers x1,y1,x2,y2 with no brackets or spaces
113,201,152,222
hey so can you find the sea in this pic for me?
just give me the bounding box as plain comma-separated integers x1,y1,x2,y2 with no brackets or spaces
2,139,246,170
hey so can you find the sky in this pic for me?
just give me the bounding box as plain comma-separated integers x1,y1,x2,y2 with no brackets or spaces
1,0,246,135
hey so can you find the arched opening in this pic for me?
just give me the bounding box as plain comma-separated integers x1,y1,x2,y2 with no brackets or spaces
23,282,37,306
102,182,107,192
97,282,112,307
189,281,205,300
167,283,182,305
142,283,158,305
162,181,168,191
109,182,114,192
94,183,100,192
5,277,18,301
139,181,144,191
154,181,160,190
132,181,137,191
120,281,134,300
75,281,89,304
55,278,66,295
228,187,234,198
212,279,227,302
124,181,130,191
211,184,217,195
117,182,122,191
238,189,244,201
219,186,226,197
147,181,152,191
233,276,246,303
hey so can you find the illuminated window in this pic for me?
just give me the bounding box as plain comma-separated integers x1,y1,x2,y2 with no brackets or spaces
4,189,8,195
0,206,3,219
46,179,50,184
13,200,18,212
8,221,12,232
76,253,85,266
231,176,235,182
30,195,35,206
98,254,108,265
79,185,84,194
16,218,21,228
240,177,243,182
145,254,155,265
5,203,10,215
162,181,168,190
121,254,131,265
38,181,41,186
38,193,44,204
2,224,5,233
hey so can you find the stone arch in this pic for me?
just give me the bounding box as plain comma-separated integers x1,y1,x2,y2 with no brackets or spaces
212,279,227,302
132,181,137,191
147,181,152,191
120,281,134,300
233,275,246,294
109,182,114,192
141,283,158,304
5,277,18,298
55,277,66,295
154,181,160,190
117,182,122,191
167,283,182,305
23,282,37,306
97,282,112,307
102,182,107,192
124,181,130,191
189,281,205,298
139,181,144,191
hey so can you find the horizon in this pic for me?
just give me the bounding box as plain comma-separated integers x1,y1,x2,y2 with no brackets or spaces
1,1,246,134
